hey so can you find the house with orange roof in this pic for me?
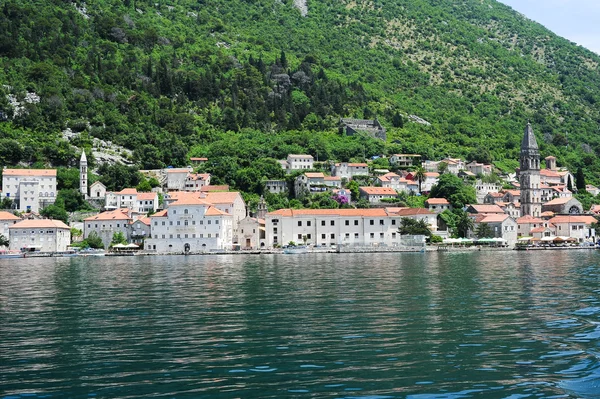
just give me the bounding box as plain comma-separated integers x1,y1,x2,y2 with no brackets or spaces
105,188,159,214
359,186,398,203
0,211,21,243
483,192,505,204
465,161,492,176
331,162,369,180
144,195,233,253
542,197,583,215
84,209,133,248
165,167,193,191
469,213,518,247
184,173,211,192
475,180,502,204
9,219,70,252
279,154,314,173
498,201,520,219
465,204,506,214
516,215,546,236
586,185,600,196
295,172,341,198
422,172,440,192
425,198,452,213
2,168,57,212
547,215,597,242
265,207,436,248
190,157,208,165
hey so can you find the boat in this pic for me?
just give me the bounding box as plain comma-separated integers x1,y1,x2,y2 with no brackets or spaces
283,245,309,254
0,251,25,259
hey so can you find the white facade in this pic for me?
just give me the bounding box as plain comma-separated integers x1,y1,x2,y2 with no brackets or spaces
80,151,88,197
238,216,266,249
0,211,21,243
136,192,159,214
359,187,398,203
285,154,314,172
475,181,502,204
390,154,420,167
265,208,436,248
2,169,57,213
90,181,107,199
331,163,369,180
422,173,440,192
144,198,233,253
265,180,288,194
9,219,71,252
184,173,211,192
166,168,193,191
84,209,133,249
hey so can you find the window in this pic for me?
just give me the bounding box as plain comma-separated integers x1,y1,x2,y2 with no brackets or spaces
392,220,396,225
345,233,350,238
321,220,326,226
380,220,384,225
162,221,165,226
392,233,396,239
298,234,302,239
215,220,219,225
185,234,188,238
154,221,158,226
345,220,349,226
330,220,334,226
354,220,359,226
208,220,211,225
355,233,359,238
169,221,173,226
173,210,176,214
162,235,165,238
370,220,374,225
177,221,180,226
321,234,326,239
298,221,302,227
330,234,335,239
177,234,180,238
169,234,173,238
307,221,311,227
184,209,188,214
380,233,384,238
307,234,311,239
273,228,278,234
370,233,374,238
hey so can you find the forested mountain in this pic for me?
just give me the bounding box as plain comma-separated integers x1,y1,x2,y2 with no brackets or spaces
1,0,600,186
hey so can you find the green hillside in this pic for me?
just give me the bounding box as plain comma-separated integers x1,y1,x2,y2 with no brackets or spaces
1,0,600,187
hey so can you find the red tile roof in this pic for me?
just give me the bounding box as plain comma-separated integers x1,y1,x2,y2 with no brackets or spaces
10,219,70,229
3,169,56,176
84,209,132,221
426,198,450,205
359,187,397,195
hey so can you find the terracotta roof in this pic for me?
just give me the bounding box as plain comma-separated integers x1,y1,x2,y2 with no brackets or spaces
0,211,21,220
488,192,504,198
3,169,56,177
305,172,325,178
84,209,132,221
151,210,168,217
544,197,575,206
424,172,439,177
205,206,231,216
137,192,157,201
426,198,450,205
359,187,397,195
545,156,556,160
324,176,341,181
10,219,70,229
132,216,151,226
479,214,510,223
503,190,521,196
200,185,230,192
171,196,213,206
378,176,390,182
394,208,434,216
516,215,545,224
187,173,211,181
530,227,548,233
383,172,400,178
190,157,208,161
590,205,600,213
468,204,505,214
548,215,597,225
288,154,314,159
540,211,555,217
203,191,243,204
116,188,137,195
540,169,561,178
166,168,191,174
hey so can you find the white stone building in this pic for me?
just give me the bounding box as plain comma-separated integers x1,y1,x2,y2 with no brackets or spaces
295,173,342,197
238,216,266,249
359,187,397,203
144,196,233,253
547,215,597,242
470,214,518,248
390,154,420,167
9,219,71,252
475,181,502,204
280,154,314,173
265,207,437,248
466,161,492,176
0,211,21,243
165,168,193,191
90,181,107,199
331,162,369,179
264,180,288,194
2,169,57,213
422,172,440,192
84,209,133,249
184,173,211,192
136,192,159,214
425,198,452,213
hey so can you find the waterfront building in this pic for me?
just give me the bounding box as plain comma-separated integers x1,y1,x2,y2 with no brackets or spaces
238,216,266,249
130,216,151,246
520,123,542,217
84,209,133,249
547,215,597,242
469,214,518,247
105,188,158,214
516,215,546,236
265,207,436,248
0,211,21,242
542,197,583,215
9,219,70,252
1,169,57,213
144,196,233,253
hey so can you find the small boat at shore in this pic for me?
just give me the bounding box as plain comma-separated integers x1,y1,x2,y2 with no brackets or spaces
283,245,309,254
0,251,25,259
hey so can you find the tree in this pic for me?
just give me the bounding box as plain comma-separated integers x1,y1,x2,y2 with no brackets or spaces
56,189,90,212
437,162,448,174
392,112,404,128
576,167,586,191
40,205,69,224
413,166,426,193
83,232,104,249
398,218,432,236
111,231,127,247
70,227,83,241
455,209,474,238
429,173,477,208
346,180,360,201
0,234,9,247
0,197,14,210
475,223,493,238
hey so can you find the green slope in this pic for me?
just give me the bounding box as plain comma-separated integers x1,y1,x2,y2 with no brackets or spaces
1,0,599,185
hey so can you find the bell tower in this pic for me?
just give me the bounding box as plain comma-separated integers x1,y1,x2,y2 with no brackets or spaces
80,150,88,198
520,123,541,217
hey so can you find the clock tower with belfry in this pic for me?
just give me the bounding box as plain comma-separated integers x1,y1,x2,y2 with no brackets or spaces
520,123,542,217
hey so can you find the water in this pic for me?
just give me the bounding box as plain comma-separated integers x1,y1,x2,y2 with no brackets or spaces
2,251,600,398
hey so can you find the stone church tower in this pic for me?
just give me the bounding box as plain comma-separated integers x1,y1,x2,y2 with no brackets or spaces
256,195,268,220
80,150,88,198
520,123,542,217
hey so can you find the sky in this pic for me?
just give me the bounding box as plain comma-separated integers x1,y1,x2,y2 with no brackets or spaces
499,0,600,54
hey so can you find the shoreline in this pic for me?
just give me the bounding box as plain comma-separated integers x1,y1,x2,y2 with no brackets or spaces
10,245,597,258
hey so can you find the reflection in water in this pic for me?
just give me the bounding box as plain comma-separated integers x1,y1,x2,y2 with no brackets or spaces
1,251,600,398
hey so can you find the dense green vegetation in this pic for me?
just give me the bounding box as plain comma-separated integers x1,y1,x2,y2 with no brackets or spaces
2,0,600,194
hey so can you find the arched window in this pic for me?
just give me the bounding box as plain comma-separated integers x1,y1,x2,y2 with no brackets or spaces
184,209,188,214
